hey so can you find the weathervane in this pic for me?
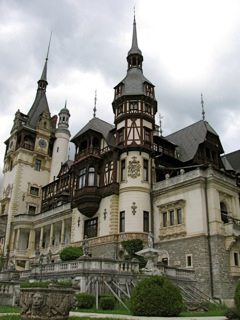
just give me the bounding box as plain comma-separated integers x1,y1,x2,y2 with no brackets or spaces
201,93,205,121
93,90,97,118
159,113,163,136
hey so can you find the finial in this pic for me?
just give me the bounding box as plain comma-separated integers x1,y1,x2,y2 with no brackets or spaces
64,99,67,109
134,6,136,22
46,31,52,61
93,90,97,118
201,93,205,121
40,32,52,82
159,113,163,136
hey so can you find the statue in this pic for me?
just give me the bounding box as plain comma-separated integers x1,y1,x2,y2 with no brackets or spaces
82,235,89,256
148,232,154,248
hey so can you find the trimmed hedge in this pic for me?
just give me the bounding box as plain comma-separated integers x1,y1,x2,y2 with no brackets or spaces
60,246,83,261
235,281,240,312
99,295,115,310
75,292,95,309
130,275,183,316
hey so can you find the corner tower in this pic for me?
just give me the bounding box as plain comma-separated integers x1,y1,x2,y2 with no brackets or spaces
0,48,56,258
50,102,71,182
112,16,158,236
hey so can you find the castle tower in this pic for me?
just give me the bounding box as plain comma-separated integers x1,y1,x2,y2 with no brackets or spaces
112,15,158,235
49,102,71,182
0,50,56,256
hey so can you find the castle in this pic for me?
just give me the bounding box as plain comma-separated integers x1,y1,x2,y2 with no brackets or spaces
0,16,240,303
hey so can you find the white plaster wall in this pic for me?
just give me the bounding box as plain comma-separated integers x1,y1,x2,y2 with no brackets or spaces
50,131,70,182
119,190,151,232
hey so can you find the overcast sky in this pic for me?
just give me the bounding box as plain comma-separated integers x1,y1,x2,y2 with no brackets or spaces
1,0,240,183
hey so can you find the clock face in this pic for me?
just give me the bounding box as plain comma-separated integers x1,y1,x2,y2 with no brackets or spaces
38,139,47,148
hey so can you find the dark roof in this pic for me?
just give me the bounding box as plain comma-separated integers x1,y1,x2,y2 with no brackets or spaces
223,150,240,173
27,58,50,128
117,68,153,96
166,120,223,162
71,117,114,142
27,92,50,128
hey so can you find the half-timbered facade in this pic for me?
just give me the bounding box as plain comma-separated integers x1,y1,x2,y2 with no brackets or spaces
0,15,240,302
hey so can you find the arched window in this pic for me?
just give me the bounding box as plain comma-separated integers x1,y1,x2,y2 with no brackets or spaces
220,202,229,223
88,167,95,186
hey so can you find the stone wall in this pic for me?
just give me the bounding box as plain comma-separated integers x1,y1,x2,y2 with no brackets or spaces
155,234,235,300
210,234,236,299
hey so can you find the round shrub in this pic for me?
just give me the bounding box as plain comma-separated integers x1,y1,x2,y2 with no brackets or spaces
130,275,183,316
75,292,95,309
60,246,83,261
100,295,115,310
235,281,240,311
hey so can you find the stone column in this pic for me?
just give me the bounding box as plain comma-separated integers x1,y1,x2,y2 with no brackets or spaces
28,229,36,253
15,229,20,250
61,220,65,245
49,224,54,247
40,227,44,248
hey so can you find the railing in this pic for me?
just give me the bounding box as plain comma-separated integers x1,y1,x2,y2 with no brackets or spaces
75,147,101,162
31,258,139,276
164,265,195,280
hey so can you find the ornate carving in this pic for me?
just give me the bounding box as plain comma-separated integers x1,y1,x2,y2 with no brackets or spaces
128,156,141,178
20,288,75,320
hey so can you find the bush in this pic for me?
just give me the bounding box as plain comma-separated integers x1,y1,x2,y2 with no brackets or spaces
225,308,240,319
20,281,50,288
60,246,83,261
75,292,95,309
121,239,143,257
235,281,240,312
121,239,146,268
99,295,115,310
130,275,183,316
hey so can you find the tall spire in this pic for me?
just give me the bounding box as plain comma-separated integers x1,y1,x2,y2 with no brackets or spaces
39,32,52,87
127,12,143,70
27,35,52,127
201,93,205,121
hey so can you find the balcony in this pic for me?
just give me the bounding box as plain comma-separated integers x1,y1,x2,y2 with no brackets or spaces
73,187,101,218
223,215,240,238
75,147,101,162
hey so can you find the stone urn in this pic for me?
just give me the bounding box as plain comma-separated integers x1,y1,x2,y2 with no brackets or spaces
20,287,75,320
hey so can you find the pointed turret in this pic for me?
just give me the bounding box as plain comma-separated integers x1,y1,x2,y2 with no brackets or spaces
127,15,143,70
27,36,52,128
49,101,71,182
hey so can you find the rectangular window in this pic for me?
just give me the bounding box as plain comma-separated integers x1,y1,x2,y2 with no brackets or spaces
119,211,125,233
28,205,36,215
186,254,193,267
121,159,126,181
162,212,167,227
118,128,124,143
143,211,150,232
129,101,138,113
34,159,41,171
169,210,175,225
177,208,183,224
30,186,39,196
234,252,239,266
144,128,151,142
84,218,98,238
143,159,149,181
79,168,86,189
